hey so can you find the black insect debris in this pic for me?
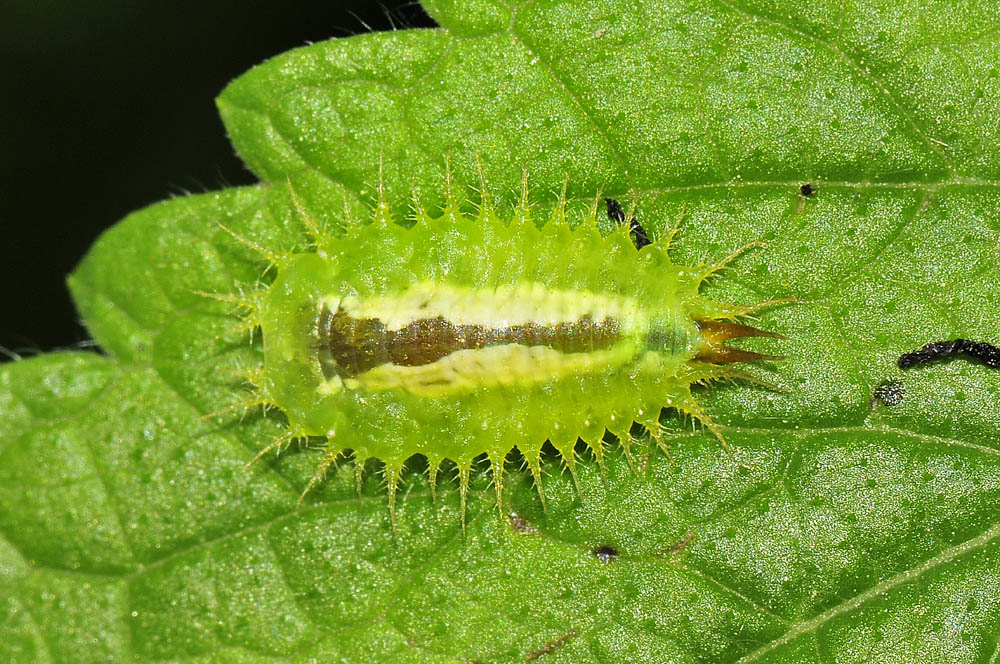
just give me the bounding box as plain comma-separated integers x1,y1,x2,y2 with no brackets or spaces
605,197,651,249
898,339,1000,370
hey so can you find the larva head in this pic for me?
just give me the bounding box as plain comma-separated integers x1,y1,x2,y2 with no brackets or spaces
222,184,784,527
255,252,346,436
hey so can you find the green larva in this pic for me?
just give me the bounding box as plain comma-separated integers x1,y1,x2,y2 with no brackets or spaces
219,176,783,525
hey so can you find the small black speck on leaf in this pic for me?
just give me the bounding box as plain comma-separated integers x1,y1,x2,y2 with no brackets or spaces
593,545,619,562
799,183,816,197
872,379,905,407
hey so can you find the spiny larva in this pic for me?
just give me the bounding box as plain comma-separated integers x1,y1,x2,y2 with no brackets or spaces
216,176,784,526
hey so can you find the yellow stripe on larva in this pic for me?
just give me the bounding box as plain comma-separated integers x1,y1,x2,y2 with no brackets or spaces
339,281,640,332
348,343,641,397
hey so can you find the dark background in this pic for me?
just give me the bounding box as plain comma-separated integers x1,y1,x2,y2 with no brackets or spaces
1,1,436,357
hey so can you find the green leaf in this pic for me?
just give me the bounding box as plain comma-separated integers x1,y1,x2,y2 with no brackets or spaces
4,0,1000,661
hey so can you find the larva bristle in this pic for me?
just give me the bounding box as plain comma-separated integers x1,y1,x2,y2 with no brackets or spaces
190,288,252,308
341,189,362,234
244,429,298,470
427,455,443,506
441,155,462,222
699,240,765,282
240,312,264,337
732,297,799,318
619,432,639,471
200,393,273,423
561,450,582,498
546,177,570,227
384,463,402,531
372,155,393,228
654,203,686,252
676,398,731,454
212,311,262,346
286,179,326,248
650,432,673,462
353,452,367,497
191,288,266,341
521,449,547,512
233,365,265,390
409,190,430,225
216,222,287,267
512,170,532,226
473,191,495,222
217,363,258,387
299,443,343,505
625,197,639,225
457,462,472,533
641,420,671,455
472,155,496,221
487,452,506,518
546,432,581,495
583,436,607,480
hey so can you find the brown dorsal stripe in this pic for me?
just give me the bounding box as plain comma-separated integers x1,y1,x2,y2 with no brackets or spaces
319,306,621,378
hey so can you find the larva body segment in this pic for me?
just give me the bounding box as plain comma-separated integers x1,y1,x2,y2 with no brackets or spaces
244,189,778,522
